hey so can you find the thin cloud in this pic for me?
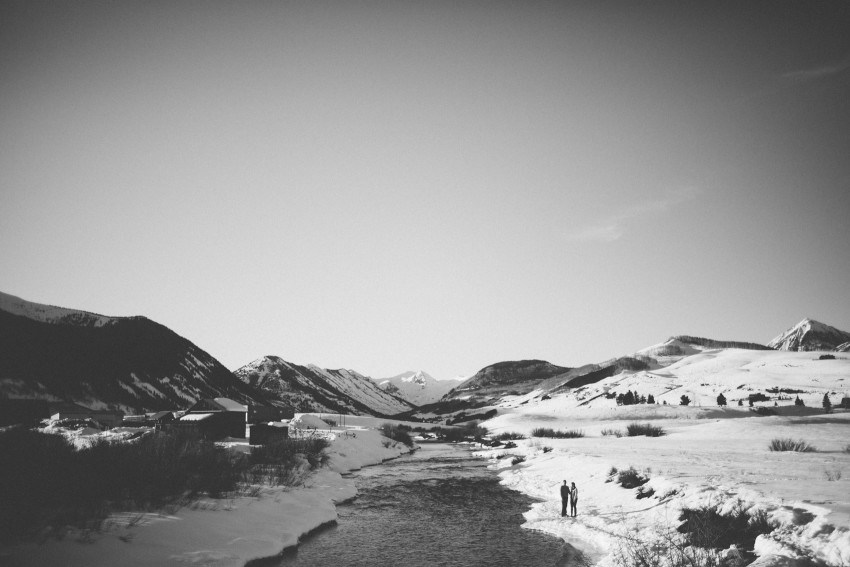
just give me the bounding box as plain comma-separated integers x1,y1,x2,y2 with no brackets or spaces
566,187,700,243
782,58,850,83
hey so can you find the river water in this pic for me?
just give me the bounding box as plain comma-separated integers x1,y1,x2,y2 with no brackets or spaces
276,443,579,567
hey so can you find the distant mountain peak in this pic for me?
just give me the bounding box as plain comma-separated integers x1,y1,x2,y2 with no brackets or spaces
768,319,850,352
374,370,455,406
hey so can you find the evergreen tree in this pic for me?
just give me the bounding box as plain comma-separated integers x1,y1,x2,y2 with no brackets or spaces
616,393,624,406
794,396,804,407
623,391,635,406
823,394,832,413
680,395,691,406
717,393,727,406
738,399,743,406
639,394,647,404
647,394,655,404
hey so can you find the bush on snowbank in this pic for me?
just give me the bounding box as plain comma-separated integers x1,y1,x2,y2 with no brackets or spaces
613,504,775,567
493,431,526,441
679,504,774,551
626,422,665,437
616,467,649,488
768,438,816,452
531,427,585,438
601,428,624,437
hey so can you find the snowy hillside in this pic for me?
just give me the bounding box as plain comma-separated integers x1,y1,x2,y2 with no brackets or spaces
768,318,850,352
483,337,850,412
375,370,460,406
0,292,265,412
235,356,414,417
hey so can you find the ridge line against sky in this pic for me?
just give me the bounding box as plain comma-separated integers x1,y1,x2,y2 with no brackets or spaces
1,0,849,380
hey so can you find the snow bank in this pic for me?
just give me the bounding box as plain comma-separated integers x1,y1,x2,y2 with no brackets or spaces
0,426,412,566
475,405,850,567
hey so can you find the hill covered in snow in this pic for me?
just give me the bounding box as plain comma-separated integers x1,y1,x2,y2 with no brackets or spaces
234,356,415,417
416,322,850,418
0,292,266,413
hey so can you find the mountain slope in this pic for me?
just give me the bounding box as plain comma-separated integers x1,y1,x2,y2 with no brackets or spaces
0,292,267,413
768,318,850,352
375,371,459,406
443,360,572,402
234,356,414,417
489,330,850,412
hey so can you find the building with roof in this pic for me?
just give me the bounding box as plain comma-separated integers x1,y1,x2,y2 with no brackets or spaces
174,397,248,439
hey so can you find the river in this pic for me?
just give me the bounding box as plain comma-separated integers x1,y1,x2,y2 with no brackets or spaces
274,443,579,567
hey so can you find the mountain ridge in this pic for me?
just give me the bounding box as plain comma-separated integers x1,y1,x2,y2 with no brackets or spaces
234,356,414,416
0,292,267,413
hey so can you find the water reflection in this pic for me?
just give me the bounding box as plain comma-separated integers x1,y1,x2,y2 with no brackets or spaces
276,444,577,567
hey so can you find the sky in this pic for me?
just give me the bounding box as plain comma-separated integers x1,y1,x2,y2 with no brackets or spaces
2,1,849,380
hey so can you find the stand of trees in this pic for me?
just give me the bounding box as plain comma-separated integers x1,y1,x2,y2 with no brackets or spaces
613,390,656,406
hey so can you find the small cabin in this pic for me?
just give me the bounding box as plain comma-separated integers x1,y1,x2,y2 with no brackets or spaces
49,403,124,429
175,397,248,440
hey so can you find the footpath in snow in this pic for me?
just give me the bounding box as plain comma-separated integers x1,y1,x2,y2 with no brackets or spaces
0,417,412,567
476,404,850,567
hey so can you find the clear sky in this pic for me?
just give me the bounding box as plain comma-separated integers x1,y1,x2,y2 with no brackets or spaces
2,1,849,379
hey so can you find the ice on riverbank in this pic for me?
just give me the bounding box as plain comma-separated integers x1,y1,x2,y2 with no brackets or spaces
476,404,850,567
0,427,412,567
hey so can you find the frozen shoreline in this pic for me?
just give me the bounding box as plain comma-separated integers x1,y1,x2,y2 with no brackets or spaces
0,428,412,567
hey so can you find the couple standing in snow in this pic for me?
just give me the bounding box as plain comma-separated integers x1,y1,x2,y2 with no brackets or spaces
560,480,577,517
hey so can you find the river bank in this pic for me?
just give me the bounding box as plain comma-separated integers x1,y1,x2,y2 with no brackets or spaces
275,443,579,567
0,428,413,567
476,404,850,567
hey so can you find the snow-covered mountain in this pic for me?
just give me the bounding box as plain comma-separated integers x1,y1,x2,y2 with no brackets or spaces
374,370,460,406
468,331,850,413
768,318,850,352
0,291,267,413
416,322,850,418
234,356,415,417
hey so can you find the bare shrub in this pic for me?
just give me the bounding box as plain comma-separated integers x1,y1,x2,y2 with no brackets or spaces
824,468,842,481
626,423,665,437
531,427,584,438
613,503,775,567
511,455,526,465
679,503,775,551
601,428,624,437
768,438,816,452
617,467,648,489
494,431,526,441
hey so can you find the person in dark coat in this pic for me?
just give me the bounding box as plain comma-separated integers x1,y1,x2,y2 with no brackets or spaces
570,482,578,517
560,480,571,517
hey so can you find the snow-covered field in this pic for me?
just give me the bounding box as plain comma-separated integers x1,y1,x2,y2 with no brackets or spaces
477,403,850,567
0,422,413,567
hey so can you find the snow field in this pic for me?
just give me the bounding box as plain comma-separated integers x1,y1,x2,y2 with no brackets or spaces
476,404,850,567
